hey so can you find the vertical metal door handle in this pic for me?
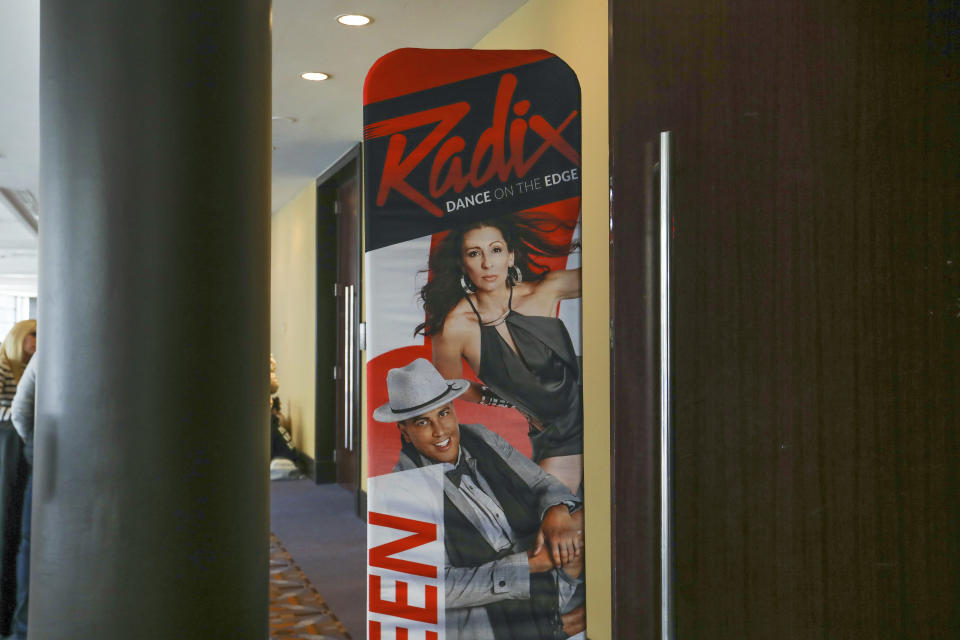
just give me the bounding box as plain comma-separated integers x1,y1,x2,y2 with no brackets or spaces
345,284,355,451
659,131,674,640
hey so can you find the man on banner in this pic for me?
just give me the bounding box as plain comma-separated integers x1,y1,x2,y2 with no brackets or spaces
374,358,586,640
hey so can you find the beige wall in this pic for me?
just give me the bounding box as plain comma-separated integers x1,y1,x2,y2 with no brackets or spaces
270,183,317,456
476,2,612,638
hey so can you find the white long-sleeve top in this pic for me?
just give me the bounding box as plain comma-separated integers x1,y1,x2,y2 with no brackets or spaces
11,355,36,463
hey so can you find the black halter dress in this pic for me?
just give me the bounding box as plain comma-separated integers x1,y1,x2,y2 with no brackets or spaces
465,287,583,462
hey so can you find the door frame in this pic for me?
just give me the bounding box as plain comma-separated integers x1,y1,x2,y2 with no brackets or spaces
314,144,363,491
610,5,667,637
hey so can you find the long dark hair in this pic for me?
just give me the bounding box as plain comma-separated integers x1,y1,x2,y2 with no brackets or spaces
415,212,577,337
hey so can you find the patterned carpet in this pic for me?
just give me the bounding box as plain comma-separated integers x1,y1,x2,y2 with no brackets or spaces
270,534,352,639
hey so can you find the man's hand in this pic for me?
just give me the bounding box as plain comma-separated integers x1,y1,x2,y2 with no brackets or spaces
527,544,555,573
560,550,584,580
534,504,584,567
561,605,586,636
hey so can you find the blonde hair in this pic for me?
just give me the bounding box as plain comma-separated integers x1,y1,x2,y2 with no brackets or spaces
0,319,37,384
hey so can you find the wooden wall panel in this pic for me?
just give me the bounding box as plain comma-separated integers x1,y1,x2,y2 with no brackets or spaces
611,0,960,637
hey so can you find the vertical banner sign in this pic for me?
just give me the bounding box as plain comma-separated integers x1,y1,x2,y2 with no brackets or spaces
364,49,585,640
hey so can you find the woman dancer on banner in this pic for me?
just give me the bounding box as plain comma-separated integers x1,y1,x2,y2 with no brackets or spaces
416,212,583,493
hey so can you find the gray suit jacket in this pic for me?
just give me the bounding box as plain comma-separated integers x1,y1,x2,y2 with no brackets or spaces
394,423,580,640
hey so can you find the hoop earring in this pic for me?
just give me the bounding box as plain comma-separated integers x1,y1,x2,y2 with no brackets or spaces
507,266,523,284
460,274,477,294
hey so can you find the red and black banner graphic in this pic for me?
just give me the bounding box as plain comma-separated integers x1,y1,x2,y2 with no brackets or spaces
364,49,586,640
364,49,582,250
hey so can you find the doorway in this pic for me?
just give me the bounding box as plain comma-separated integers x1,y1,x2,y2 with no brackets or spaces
315,145,362,498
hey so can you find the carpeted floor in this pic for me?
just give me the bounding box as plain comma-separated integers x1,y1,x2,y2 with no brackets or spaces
270,479,367,639
270,533,351,639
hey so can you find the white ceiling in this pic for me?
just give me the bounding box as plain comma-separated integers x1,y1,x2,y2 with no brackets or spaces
0,0,528,297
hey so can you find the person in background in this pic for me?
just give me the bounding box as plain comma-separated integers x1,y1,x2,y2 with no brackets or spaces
0,319,35,637
269,354,299,465
9,355,35,640
0,320,35,423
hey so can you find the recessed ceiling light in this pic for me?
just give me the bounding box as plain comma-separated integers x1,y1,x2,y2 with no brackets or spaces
337,14,372,26
301,72,330,82
271,115,298,123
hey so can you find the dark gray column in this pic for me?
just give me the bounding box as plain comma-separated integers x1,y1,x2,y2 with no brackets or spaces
34,2,271,638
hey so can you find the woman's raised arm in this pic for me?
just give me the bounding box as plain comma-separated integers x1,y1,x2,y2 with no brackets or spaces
432,325,482,403
543,268,582,300
432,330,464,379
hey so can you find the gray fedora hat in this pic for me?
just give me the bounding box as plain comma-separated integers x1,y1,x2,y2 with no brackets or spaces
373,358,470,422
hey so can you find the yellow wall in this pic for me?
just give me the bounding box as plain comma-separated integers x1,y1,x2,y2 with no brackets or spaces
270,183,317,456
476,2,612,638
